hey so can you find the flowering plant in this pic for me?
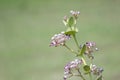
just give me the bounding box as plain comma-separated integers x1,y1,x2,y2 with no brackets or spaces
50,10,104,80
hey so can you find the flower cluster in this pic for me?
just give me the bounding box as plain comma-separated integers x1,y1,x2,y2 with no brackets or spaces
63,10,80,27
90,64,104,76
50,32,70,47
70,10,80,19
64,59,83,80
80,41,98,59
50,10,104,80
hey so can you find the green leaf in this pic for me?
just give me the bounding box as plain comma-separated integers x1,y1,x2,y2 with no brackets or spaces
65,27,78,35
68,17,74,27
83,65,90,72
79,44,86,56
74,27,78,32
63,20,67,26
65,30,76,35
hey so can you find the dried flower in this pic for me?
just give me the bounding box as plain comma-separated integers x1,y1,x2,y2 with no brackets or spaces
64,59,83,80
50,32,70,47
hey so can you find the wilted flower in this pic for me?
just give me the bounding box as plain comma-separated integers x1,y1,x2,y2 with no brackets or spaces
90,64,104,75
50,32,70,47
70,10,80,19
64,59,83,80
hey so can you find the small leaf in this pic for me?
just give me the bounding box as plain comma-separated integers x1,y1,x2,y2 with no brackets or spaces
74,27,78,32
63,20,67,26
65,30,76,35
68,17,74,27
65,27,78,35
79,44,86,56
83,65,90,72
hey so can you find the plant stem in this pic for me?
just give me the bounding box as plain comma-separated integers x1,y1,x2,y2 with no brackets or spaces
78,69,86,80
64,44,78,55
81,56,87,65
72,34,80,50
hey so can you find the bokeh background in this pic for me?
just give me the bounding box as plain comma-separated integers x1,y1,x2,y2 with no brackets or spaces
0,0,120,80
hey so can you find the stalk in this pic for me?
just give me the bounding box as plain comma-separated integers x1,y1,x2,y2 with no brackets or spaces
78,69,86,80
64,44,78,55
72,34,80,50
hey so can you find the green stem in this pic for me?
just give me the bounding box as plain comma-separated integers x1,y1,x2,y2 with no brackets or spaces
72,34,80,50
64,44,78,55
81,56,87,65
78,69,86,80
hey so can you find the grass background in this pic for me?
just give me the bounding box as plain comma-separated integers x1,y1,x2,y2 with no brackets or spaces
0,0,120,80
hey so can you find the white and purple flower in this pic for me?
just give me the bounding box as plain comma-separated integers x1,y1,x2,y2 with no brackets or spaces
50,32,70,47
70,10,80,19
64,59,83,80
90,64,104,75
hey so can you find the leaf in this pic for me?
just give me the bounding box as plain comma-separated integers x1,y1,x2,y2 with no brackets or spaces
83,65,90,72
68,17,74,27
74,27,78,32
63,20,67,26
79,44,86,56
65,27,78,35
65,30,76,35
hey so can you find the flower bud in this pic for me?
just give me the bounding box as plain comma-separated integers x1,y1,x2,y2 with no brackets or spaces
70,10,80,19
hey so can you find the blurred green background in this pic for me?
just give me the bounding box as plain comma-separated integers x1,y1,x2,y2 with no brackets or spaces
0,0,120,80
